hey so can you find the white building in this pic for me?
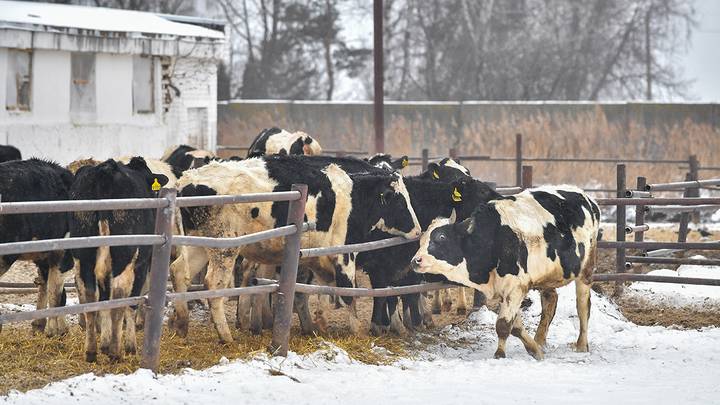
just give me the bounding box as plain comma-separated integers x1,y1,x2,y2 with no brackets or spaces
0,1,226,163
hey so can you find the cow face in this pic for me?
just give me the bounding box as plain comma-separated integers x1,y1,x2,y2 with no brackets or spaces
373,176,422,238
421,158,471,182
411,215,484,288
301,134,323,156
366,154,409,172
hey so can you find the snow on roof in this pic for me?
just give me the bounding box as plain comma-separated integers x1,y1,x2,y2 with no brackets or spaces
0,0,225,39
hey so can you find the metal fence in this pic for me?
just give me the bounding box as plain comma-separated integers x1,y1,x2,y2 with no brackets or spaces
0,184,459,371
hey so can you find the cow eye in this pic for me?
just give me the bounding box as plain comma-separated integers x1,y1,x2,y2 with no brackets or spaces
437,233,446,241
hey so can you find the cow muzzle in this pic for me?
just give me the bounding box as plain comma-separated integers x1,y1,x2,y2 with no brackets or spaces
411,256,424,272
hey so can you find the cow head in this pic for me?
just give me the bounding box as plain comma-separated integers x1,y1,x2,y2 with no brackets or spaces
366,154,409,172
357,173,421,239
300,133,323,156
125,157,170,190
420,158,471,182
449,178,503,219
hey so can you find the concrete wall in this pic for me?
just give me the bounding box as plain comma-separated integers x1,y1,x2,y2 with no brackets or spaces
218,100,720,187
0,47,217,164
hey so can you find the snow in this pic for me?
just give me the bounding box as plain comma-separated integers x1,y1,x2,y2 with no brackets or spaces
0,0,224,39
625,257,720,308
4,285,720,404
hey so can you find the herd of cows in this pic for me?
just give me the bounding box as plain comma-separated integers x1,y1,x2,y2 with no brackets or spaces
0,127,600,363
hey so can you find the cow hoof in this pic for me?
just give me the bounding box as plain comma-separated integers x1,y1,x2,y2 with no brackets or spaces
493,349,506,359
573,342,589,353
441,304,452,313
125,344,137,355
456,307,467,315
31,319,46,334
370,323,388,336
530,349,544,361
85,352,97,363
249,325,262,335
100,345,110,355
108,353,123,363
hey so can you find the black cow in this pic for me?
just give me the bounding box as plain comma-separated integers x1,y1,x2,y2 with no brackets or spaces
0,145,21,163
412,186,600,359
161,145,215,178
68,158,168,362
170,155,420,342
246,127,322,158
0,159,73,336
357,177,501,334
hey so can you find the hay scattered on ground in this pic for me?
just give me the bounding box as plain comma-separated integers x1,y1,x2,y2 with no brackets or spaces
0,320,408,395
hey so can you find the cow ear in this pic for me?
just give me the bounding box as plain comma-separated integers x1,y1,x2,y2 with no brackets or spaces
427,163,440,179
448,209,457,224
126,156,148,172
455,217,475,235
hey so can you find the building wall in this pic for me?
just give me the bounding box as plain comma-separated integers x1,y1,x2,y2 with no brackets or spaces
0,46,218,164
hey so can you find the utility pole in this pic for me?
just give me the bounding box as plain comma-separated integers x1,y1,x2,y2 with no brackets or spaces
373,0,384,153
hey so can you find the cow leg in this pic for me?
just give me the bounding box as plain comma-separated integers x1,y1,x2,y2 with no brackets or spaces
170,245,208,337
494,289,526,359
472,290,486,310
108,254,136,361
259,265,275,330
420,293,435,328
387,297,404,334
45,260,68,337
294,293,315,335
234,256,251,330
534,289,558,348
124,307,137,354
401,294,423,331
134,276,150,331
574,280,592,352
442,289,453,313
370,296,388,336
511,315,544,360
77,260,99,363
346,298,361,335
313,295,330,334
31,261,49,333
75,270,87,330
205,251,236,343
431,290,442,314
456,288,468,315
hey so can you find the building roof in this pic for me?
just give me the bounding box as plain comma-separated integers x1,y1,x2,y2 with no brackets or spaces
0,0,225,39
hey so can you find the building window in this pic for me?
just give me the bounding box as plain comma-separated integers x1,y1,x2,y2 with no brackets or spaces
5,49,32,111
133,56,154,114
70,52,96,115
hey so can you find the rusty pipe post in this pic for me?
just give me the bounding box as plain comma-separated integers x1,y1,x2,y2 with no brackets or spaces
634,177,647,244
616,165,627,282
521,165,533,189
270,184,307,356
140,188,177,371
373,0,384,154
421,148,429,172
515,133,523,187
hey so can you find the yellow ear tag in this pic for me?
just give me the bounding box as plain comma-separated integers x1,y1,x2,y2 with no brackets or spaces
151,178,161,192
452,187,462,202
402,158,409,168
433,170,439,179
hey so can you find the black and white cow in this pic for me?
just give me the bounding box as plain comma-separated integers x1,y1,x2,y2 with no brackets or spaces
365,154,409,172
68,158,168,362
0,145,21,163
162,145,216,178
0,159,73,336
358,176,501,335
246,127,322,158
170,155,421,342
412,186,600,360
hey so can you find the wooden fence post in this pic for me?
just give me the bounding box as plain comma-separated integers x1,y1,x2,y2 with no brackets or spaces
689,154,700,223
515,133,523,187
634,177,647,244
616,165,627,285
421,148,429,171
677,172,693,243
140,188,177,371
521,165,533,189
270,184,308,356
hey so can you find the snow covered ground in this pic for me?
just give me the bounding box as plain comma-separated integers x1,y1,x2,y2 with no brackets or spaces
3,282,720,405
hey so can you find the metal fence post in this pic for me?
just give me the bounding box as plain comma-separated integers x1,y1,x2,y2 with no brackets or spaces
521,165,533,189
515,133,523,187
449,148,458,163
270,184,308,356
421,148,429,171
140,188,177,371
635,177,647,244
615,165,627,290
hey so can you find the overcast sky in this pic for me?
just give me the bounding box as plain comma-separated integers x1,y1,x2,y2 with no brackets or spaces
682,0,720,101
